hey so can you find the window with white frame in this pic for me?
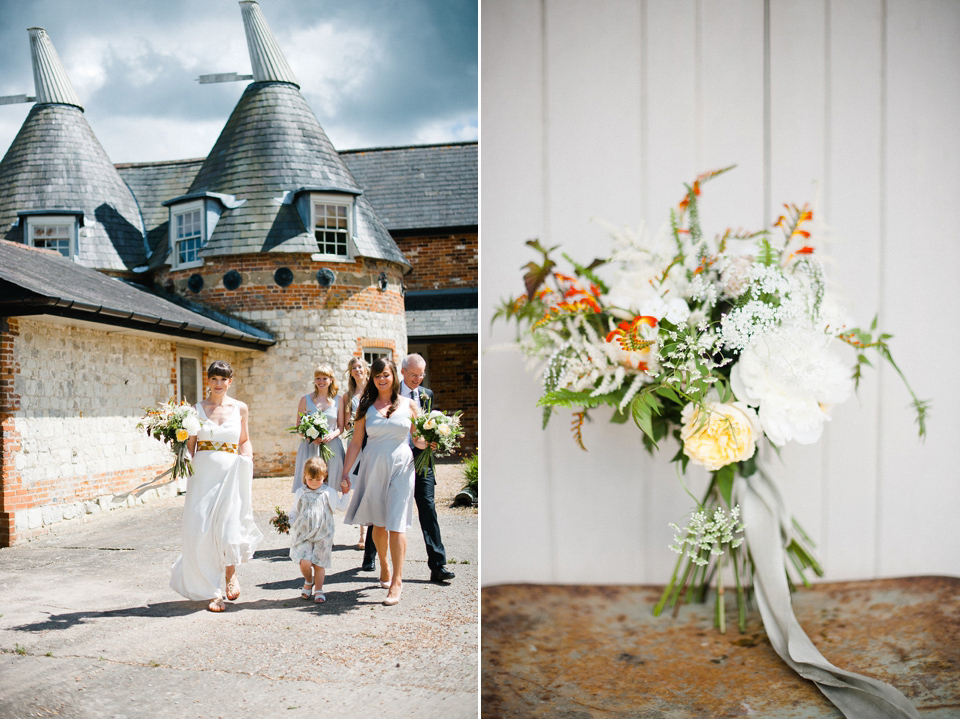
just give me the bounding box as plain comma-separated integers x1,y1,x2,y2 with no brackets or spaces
27,216,76,258
363,348,392,366
172,202,204,268
313,199,351,257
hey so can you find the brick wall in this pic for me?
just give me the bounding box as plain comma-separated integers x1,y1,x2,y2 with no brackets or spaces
394,231,478,291
417,340,478,457
0,318,182,546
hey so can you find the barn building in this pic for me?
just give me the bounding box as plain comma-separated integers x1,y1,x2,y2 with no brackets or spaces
0,1,477,546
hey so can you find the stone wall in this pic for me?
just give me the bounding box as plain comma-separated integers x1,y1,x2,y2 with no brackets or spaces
159,252,410,477
0,317,184,545
232,307,408,476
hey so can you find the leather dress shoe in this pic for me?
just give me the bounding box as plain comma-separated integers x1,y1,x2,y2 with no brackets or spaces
360,562,375,572
430,567,456,583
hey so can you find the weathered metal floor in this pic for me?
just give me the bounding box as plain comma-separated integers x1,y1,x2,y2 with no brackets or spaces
482,577,960,718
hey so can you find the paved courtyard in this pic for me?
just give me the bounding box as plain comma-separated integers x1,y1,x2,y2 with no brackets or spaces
0,464,478,719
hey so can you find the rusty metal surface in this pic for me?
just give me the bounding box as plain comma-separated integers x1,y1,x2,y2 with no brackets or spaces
482,576,960,718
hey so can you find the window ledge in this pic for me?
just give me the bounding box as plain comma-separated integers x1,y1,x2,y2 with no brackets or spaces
310,253,353,263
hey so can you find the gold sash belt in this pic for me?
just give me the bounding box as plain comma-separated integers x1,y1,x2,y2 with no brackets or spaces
196,440,237,454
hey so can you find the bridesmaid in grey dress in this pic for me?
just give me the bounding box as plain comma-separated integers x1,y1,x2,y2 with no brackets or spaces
338,357,368,548
292,364,344,494
341,358,430,606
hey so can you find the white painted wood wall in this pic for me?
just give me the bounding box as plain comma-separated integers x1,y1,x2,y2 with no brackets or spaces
480,0,960,586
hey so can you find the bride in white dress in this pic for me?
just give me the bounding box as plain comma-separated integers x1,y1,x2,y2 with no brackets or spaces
170,360,263,612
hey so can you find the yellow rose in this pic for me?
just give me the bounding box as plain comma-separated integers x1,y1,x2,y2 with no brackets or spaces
679,401,760,472
175,428,189,442
424,418,437,430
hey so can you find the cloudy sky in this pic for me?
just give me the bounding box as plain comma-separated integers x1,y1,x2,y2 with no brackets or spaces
0,0,477,163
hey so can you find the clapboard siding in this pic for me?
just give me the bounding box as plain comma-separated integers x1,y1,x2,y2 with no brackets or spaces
480,0,960,585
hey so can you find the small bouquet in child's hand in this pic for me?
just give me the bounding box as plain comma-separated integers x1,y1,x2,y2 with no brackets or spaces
287,411,333,461
270,506,290,534
137,399,201,482
412,409,464,474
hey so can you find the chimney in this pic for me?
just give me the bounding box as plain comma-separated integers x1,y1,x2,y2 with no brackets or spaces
239,1,299,87
28,27,83,109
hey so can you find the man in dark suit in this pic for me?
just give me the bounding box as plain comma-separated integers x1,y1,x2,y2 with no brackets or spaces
399,353,455,583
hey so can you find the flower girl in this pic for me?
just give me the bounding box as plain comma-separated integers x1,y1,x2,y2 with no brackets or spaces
289,456,349,603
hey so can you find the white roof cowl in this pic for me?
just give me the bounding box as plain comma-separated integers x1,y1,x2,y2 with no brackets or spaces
239,1,299,87
28,27,83,109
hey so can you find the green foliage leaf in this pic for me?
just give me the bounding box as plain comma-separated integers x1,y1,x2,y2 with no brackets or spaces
715,464,735,506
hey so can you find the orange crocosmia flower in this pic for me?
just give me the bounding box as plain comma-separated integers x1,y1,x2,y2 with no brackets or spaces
605,315,657,349
795,246,815,255
792,229,811,239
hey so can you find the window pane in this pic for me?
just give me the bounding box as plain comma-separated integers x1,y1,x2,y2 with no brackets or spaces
179,357,199,404
32,224,71,258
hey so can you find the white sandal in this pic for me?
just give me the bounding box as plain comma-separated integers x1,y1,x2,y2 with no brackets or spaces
301,583,313,599
314,591,326,603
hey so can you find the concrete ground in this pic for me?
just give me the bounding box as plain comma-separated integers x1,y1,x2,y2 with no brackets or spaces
0,463,478,719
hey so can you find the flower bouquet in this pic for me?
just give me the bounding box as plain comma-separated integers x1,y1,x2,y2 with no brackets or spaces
288,410,333,461
411,409,464,474
495,167,927,718
137,399,202,482
270,506,290,534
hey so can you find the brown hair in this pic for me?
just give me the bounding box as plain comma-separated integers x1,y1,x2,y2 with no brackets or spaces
303,456,329,484
207,360,234,379
356,357,400,421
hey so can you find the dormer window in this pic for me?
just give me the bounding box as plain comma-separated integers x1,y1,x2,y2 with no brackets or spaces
313,200,350,257
171,201,205,269
25,215,78,259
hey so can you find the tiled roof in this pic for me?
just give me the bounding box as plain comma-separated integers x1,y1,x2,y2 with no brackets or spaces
0,104,146,271
185,82,405,266
0,239,273,349
340,142,477,232
116,158,205,269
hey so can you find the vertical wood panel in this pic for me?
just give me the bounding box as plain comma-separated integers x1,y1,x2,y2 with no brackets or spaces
543,0,648,583
479,0,555,584
640,0,703,582
699,0,766,232
879,0,960,576
767,0,829,551
821,0,884,579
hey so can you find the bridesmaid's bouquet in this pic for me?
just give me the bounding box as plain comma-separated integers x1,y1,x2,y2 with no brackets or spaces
412,409,464,474
288,411,333,461
137,399,202,482
270,506,290,534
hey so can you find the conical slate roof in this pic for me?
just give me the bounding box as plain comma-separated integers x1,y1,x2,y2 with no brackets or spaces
187,81,405,265
0,28,145,272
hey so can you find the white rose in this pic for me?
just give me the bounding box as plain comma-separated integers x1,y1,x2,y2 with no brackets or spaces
305,426,320,439
680,401,761,472
423,418,437,430
437,424,452,437
731,326,854,446
182,414,202,437
429,410,444,419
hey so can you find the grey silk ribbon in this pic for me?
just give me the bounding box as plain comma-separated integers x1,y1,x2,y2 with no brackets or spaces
734,468,920,719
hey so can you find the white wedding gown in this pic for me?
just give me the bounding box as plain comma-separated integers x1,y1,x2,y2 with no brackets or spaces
170,402,263,601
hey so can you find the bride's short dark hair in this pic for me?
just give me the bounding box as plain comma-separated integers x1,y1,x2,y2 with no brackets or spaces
207,360,234,379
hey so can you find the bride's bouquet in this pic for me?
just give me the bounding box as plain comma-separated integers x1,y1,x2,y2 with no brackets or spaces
411,409,464,474
137,399,202,482
495,167,928,716
288,411,333,461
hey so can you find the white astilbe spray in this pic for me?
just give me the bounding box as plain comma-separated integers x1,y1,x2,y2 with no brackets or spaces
669,505,746,566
